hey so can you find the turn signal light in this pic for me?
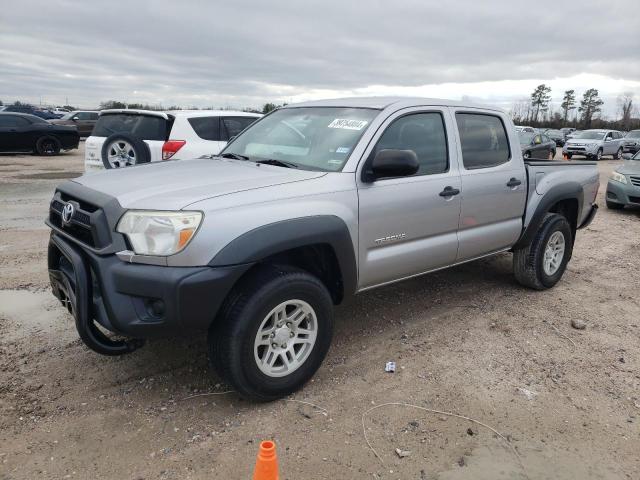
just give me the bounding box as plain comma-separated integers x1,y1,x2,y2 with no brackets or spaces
162,140,186,160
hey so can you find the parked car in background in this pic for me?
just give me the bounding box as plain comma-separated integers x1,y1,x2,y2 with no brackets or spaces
515,125,535,133
561,127,576,135
563,129,625,160
544,129,566,146
51,111,99,137
519,131,556,159
622,129,640,154
0,112,79,155
606,149,640,209
2,105,60,120
46,97,599,400
85,109,261,172
566,129,581,140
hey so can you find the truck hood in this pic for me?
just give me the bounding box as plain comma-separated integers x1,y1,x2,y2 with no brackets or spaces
616,160,640,175
73,158,326,209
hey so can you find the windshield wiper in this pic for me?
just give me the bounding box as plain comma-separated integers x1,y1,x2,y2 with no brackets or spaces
254,159,299,169
220,152,250,160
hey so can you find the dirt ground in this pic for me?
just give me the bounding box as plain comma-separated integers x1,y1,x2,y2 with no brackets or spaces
0,144,638,480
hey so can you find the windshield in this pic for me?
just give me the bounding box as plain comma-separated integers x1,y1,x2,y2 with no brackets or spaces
220,107,379,171
60,112,75,120
574,131,605,140
627,130,640,139
519,132,534,145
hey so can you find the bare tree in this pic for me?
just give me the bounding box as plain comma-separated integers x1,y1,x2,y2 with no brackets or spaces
617,92,634,130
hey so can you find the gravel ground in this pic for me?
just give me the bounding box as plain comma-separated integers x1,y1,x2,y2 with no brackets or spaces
0,145,639,480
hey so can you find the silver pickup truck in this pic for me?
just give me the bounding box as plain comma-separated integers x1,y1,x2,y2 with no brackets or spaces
46,97,599,400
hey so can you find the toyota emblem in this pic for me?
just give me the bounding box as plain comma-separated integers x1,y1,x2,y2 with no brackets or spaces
61,202,75,225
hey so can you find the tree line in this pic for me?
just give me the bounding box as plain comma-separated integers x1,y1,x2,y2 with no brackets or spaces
511,85,638,131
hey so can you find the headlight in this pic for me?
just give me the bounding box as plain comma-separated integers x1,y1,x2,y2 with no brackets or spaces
610,172,627,184
116,210,203,256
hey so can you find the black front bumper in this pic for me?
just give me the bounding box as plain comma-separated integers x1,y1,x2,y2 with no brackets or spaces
48,232,251,341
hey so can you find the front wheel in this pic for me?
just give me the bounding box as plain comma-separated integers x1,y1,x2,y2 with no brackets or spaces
513,213,573,290
209,265,333,401
614,148,623,160
596,148,603,161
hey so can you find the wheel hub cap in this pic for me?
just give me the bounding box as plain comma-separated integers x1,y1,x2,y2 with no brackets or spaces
254,299,318,378
543,231,565,276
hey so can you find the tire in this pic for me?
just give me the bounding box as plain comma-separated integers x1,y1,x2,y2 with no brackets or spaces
513,213,573,290
523,151,531,160
614,148,623,160
595,148,603,161
101,133,151,169
209,265,334,401
606,200,624,210
35,136,61,156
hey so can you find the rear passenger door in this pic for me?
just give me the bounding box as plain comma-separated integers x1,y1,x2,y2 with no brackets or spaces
357,108,462,289
452,110,527,261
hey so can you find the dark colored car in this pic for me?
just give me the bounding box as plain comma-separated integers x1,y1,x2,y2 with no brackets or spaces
51,111,99,137
622,130,640,154
2,105,60,120
544,129,566,147
519,131,556,160
0,112,80,155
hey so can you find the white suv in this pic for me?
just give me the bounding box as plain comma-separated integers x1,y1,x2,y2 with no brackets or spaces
84,109,261,172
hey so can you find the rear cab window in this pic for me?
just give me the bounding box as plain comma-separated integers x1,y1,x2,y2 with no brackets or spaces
92,113,170,140
455,113,511,169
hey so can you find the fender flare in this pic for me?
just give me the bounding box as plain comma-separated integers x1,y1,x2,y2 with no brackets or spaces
513,182,584,249
209,215,358,297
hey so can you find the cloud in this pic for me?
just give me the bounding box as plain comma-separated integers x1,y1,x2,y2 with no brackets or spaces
1,0,638,116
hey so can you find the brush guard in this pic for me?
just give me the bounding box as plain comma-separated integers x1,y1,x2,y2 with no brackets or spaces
48,235,144,356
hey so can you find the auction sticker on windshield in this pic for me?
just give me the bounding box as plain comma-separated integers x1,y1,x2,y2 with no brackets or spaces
328,119,368,130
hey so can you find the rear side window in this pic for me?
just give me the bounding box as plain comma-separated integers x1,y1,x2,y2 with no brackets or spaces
92,114,168,140
0,115,30,127
372,112,448,175
222,117,258,140
188,116,221,141
455,113,510,169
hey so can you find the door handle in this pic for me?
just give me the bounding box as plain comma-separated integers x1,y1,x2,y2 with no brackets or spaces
506,178,522,188
439,186,460,197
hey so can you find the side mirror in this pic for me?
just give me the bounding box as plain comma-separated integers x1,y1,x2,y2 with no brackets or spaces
364,149,419,182
72,116,79,121
622,153,632,160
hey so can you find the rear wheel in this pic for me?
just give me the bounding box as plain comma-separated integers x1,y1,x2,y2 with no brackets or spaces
35,136,61,156
209,265,334,401
513,213,573,290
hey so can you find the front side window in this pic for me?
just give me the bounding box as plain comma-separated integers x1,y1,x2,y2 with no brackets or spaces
222,107,379,171
455,113,510,169
371,112,448,176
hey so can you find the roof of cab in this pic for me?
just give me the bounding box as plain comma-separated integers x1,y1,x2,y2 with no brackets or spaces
284,96,504,112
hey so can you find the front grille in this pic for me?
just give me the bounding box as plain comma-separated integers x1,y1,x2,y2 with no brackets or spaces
567,147,586,152
49,192,111,248
630,176,640,187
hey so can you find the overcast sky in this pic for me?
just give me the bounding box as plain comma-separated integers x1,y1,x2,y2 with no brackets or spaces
1,0,639,117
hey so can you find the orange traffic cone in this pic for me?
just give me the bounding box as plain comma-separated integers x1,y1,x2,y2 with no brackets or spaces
253,440,279,480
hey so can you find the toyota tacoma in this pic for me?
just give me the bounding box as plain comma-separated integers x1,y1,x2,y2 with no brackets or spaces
47,97,599,400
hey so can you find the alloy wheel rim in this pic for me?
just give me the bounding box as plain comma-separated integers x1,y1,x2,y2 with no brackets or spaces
543,231,565,276
107,140,136,168
253,299,318,378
